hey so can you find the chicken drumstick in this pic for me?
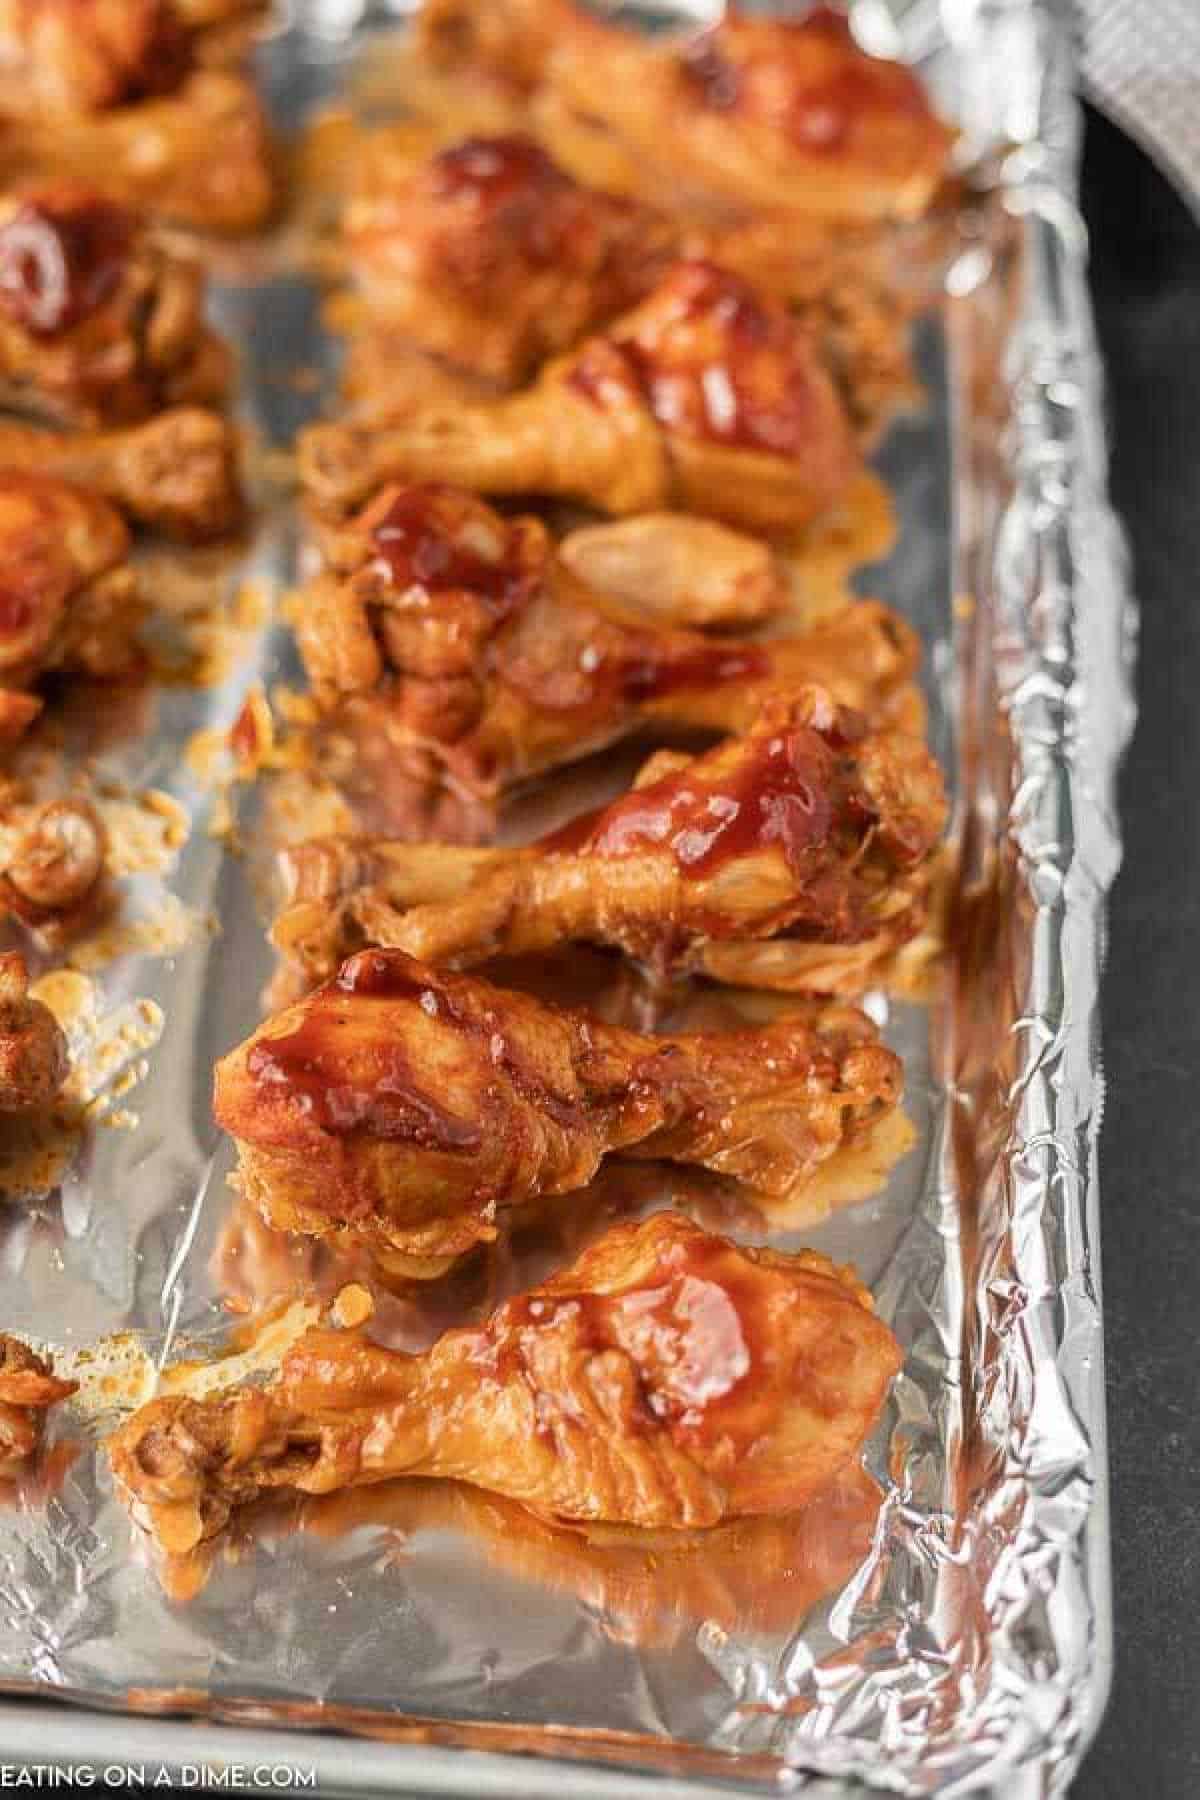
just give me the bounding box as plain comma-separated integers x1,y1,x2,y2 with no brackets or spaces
215,944,901,1271
295,481,920,804
273,690,946,996
108,1210,902,1550
300,261,859,531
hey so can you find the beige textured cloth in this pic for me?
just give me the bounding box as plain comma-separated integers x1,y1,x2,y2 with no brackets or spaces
1079,0,1200,216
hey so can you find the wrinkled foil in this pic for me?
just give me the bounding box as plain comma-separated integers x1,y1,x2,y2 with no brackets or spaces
0,0,1131,1792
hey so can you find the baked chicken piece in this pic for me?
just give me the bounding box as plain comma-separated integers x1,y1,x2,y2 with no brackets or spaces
215,945,901,1270
0,0,274,233
342,133,674,388
0,796,111,943
0,409,241,540
273,691,946,996
410,1,953,223
0,474,142,735
0,183,230,427
0,1333,76,1474
0,953,69,1115
295,482,919,805
300,260,859,531
555,512,787,633
108,1209,903,1550
339,132,916,438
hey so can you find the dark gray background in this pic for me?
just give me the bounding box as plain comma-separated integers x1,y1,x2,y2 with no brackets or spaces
1073,105,1200,1798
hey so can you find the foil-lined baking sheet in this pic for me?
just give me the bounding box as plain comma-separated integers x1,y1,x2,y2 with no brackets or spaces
0,0,1130,1793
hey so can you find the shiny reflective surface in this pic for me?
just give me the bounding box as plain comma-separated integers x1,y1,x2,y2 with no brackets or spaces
0,3,1123,1796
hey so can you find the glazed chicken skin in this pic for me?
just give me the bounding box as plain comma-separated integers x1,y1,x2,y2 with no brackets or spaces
215,945,902,1271
0,1334,76,1474
300,260,859,532
410,1,953,223
0,410,241,540
340,132,916,438
0,797,111,943
273,691,946,996
295,482,919,803
0,0,275,233
0,184,231,427
108,1210,904,1550
0,953,69,1115
342,134,675,388
0,475,141,734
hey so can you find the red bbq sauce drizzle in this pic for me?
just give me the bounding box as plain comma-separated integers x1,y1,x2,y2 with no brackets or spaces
571,262,830,456
502,618,770,718
615,638,770,702
366,486,543,623
245,956,482,1150
429,135,571,218
541,716,856,876
246,951,588,1144
486,1228,805,1451
0,191,132,335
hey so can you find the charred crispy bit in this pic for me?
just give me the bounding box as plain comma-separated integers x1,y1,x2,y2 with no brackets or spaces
0,797,111,943
0,410,242,541
0,474,142,730
215,945,902,1269
0,953,69,1114
295,482,919,798
108,1209,903,1550
0,183,231,427
410,1,953,222
272,691,946,996
342,133,677,386
300,260,859,531
0,1333,76,1474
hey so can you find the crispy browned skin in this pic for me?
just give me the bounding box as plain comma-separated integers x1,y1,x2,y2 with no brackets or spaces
411,1,953,223
0,410,241,540
215,944,901,1267
295,483,919,797
0,1333,76,1474
343,133,676,387
273,691,946,995
0,796,111,943
0,184,231,427
0,952,68,1114
412,0,562,102
339,131,916,438
0,474,141,730
0,0,274,233
108,1210,903,1550
0,76,274,235
300,261,859,531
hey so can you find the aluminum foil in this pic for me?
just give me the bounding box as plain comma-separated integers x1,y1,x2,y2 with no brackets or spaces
0,0,1131,1792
